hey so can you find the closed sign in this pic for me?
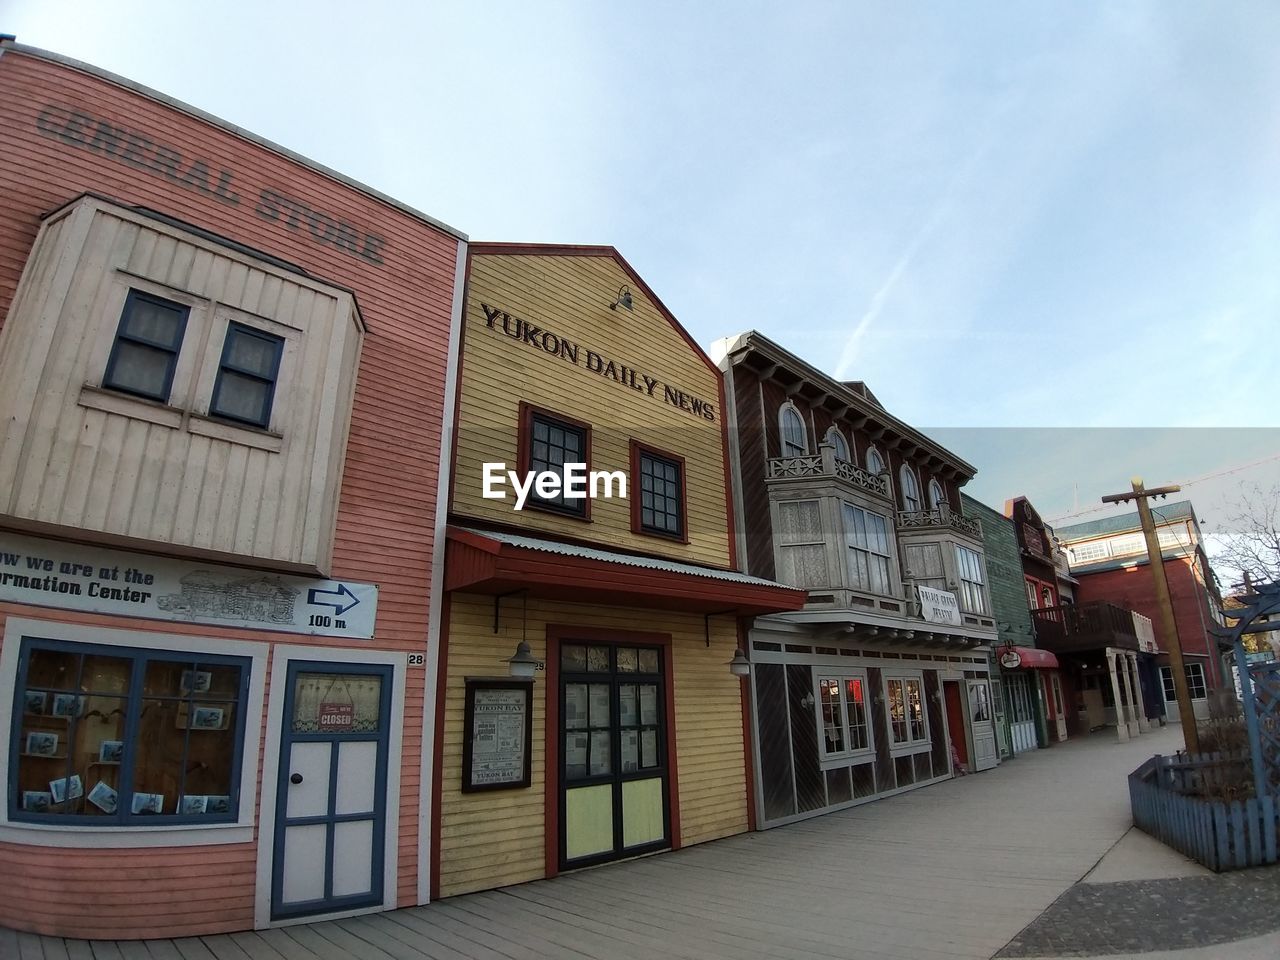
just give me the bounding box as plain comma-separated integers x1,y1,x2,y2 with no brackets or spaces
318,702,354,731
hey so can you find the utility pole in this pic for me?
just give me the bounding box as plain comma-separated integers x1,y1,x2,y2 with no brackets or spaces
1101,478,1200,754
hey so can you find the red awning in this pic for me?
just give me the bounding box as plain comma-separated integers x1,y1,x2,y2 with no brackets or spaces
1001,646,1060,670
445,526,808,616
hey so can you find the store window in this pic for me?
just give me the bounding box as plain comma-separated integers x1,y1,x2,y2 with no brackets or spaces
632,443,684,540
817,673,871,761
210,323,285,428
779,404,807,457
885,675,928,749
843,502,892,595
955,545,990,614
11,639,249,823
102,290,190,403
522,406,590,517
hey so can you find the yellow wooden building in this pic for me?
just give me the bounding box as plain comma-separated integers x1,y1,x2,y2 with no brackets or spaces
432,245,804,896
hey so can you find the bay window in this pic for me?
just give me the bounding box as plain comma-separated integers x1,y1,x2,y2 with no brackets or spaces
955,545,990,615
843,502,892,595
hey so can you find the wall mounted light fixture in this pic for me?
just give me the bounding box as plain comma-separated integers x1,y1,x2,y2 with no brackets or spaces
610,285,634,311
728,648,751,677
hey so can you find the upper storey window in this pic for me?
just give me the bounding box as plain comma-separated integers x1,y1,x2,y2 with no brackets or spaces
824,426,850,462
779,404,807,456
899,465,922,511
524,407,590,518
210,323,285,428
928,479,945,510
102,291,190,403
633,442,685,541
866,446,885,475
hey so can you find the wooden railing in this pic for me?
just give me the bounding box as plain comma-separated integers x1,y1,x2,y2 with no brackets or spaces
766,449,890,499
1031,601,1139,652
1129,752,1280,871
895,506,982,539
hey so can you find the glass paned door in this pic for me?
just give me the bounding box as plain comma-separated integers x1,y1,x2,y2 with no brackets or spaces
560,643,668,868
272,662,392,920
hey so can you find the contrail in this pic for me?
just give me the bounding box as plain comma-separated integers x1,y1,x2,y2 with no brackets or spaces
834,103,1013,381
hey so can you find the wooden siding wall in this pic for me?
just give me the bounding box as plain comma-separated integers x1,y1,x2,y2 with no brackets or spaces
0,199,362,574
733,366,774,579
0,51,459,937
453,253,731,568
437,593,747,898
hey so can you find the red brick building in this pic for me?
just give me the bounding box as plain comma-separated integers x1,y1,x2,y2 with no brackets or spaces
1056,501,1227,723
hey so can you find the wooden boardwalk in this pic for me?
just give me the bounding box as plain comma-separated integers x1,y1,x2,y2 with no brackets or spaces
2,727,1184,960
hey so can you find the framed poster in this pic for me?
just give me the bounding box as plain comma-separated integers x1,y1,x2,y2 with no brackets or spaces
462,679,533,793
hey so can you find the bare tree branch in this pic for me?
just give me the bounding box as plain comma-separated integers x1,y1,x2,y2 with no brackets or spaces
1214,482,1280,588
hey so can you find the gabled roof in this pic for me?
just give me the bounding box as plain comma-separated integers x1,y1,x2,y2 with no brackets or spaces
1056,500,1197,544
467,243,717,379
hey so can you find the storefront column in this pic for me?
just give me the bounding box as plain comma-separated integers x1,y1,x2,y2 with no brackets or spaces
1129,654,1150,733
1106,649,1129,742
1118,651,1140,738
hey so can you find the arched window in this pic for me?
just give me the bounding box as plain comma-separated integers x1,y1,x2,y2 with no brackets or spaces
928,479,945,510
823,426,850,462
866,446,885,475
1042,586,1054,608
899,465,922,511
779,404,807,457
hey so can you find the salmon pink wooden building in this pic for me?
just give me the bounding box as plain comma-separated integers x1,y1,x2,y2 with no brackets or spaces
0,42,466,938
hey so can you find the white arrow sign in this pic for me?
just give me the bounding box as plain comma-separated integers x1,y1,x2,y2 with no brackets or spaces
0,533,379,639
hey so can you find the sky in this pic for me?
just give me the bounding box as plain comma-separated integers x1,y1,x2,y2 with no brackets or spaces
4,1,1279,567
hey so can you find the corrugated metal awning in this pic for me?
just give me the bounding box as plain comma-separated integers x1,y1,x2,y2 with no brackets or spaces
445,526,807,616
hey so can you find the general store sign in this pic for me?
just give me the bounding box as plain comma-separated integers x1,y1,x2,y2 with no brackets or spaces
0,533,378,639
917,585,962,626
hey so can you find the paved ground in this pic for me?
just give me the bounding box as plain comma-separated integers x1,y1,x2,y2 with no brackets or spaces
5,723,1278,960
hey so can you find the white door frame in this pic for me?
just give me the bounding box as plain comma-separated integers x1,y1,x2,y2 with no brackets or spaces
255,645,406,929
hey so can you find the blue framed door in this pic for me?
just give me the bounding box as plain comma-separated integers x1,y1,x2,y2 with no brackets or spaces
271,661,392,920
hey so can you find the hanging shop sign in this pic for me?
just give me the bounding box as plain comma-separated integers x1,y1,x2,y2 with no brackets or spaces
999,648,1023,669
917,585,962,626
318,702,356,731
480,303,717,422
462,679,533,792
0,532,378,639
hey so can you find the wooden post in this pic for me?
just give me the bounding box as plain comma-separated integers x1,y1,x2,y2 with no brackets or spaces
1102,478,1200,754
1107,649,1129,742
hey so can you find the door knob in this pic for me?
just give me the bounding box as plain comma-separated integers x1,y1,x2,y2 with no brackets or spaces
290,773,303,784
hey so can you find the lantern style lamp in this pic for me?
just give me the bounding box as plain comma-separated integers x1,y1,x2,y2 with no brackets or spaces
728,648,751,677
506,640,541,679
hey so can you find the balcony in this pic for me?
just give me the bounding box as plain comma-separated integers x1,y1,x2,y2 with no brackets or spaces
1031,601,1141,655
896,504,982,542
767,448,890,500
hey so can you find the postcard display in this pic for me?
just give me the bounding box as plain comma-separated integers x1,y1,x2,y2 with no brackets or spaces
17,650,239,818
